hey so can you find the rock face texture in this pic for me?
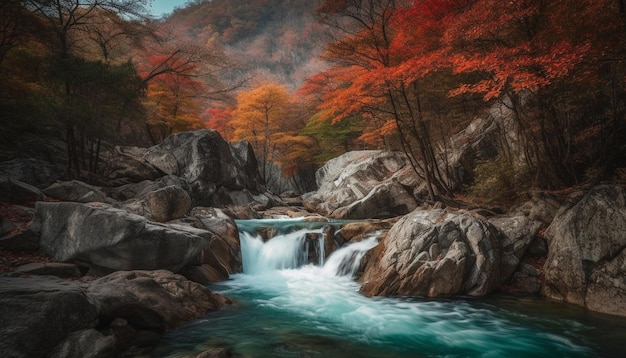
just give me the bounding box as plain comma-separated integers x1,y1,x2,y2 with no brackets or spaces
0,276,99,358
121,185,192,222
359,209,501,297
0,271,230,358
174,207,243,283
488,215,542,284
302,151,419,219
32,202,213,273
103,129,268,208
43,180,108,203
541,185,626,317
87,270,231,331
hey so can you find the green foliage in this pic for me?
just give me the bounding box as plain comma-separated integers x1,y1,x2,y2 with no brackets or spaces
465,155,531,207
300,113,362,164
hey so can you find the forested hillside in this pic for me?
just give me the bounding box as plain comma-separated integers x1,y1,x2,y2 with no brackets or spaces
166,0,329,88
1,0,625,202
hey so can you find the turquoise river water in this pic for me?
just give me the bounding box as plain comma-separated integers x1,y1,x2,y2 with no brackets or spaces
148,219,626,358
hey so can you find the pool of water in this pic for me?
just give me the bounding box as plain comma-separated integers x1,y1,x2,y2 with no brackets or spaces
146,224,626,358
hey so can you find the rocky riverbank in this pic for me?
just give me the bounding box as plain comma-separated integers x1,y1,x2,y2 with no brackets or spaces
1,129,625,357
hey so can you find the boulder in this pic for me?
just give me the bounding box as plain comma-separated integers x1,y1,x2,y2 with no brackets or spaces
196,348,238,358
488,215,542,284
49,329,117,358
0,179,44,203
335,220,394,244
0,276,99,358
174,207,243,280
15,262,83,279
122,185,192,222
102,130,268,209
146,130,264,207
229,140,264,190
87,270,231,331
191,207,243,274
43,180,108,203
541,185,626,317
303,151,419,219
107,175,191,201
0,216,12,236
0,158,61,188
359,209,501,297
32,202,213,273
102,146,164,185
509,191,562,226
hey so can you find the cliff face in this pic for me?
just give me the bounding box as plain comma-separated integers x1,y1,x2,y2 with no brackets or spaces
541,185,626,317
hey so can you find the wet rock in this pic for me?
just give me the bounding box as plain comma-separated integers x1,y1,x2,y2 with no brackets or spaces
87,270,231,331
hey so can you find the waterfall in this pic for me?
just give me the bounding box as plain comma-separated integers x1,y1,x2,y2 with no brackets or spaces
240,228,327,274
151,220,611,358
239,224,379,278
323,234,379,277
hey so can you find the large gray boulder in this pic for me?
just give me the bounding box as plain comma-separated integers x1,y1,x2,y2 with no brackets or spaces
0,276,99,358
32,202,214,273
102,130,267,208
488,215,543,284
107,175,191,201
302,151,419,219
49,329,117,358
121,185,192,222
541,185,626,317
87,270,231,331
145,130,264,207
43,180,108,203
173,207,242,283
359,209,501,297
102,146,164,185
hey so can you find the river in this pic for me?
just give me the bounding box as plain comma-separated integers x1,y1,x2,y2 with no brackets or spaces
148,219,626,357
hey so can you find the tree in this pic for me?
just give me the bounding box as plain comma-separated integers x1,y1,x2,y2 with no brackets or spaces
135,23,247,144
0,1,41,68
307,0,466,201
230,82,291,181
300,112,363,164
20,0,150,177
444,0,626,187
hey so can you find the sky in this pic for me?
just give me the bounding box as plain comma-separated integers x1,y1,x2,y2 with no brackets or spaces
148,0,190,18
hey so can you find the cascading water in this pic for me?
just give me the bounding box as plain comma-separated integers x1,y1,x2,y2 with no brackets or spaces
240,228,329,273
150,219,626,358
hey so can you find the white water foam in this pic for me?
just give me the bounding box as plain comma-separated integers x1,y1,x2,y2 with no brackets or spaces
240,229,326,274
223,225,592,357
